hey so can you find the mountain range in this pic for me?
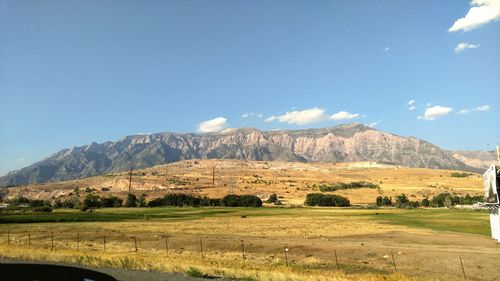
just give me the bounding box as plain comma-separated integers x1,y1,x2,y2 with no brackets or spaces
0,123,493,187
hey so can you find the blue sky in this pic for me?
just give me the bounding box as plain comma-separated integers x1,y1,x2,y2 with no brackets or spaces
0,0,499,175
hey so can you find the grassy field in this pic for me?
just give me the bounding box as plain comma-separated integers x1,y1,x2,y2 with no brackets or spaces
0,207,492,236
3,159,484,206
0,207,498,281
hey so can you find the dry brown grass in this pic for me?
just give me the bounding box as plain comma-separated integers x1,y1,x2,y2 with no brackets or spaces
4,159,483,205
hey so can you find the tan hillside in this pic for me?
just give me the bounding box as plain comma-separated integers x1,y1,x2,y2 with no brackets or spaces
4,159,484,205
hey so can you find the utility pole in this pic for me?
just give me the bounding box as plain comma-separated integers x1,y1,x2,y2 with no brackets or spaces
128,164,133,192
212,166,215,185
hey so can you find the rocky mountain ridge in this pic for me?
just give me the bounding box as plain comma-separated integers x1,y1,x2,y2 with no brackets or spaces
0,123,480,186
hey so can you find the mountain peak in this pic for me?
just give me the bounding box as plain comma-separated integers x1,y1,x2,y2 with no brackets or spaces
0,125,478,186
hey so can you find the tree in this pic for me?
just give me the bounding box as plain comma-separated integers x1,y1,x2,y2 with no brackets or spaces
125,193,137,207
304,193,350,207
100,196,123,207
421,197,430,207
138,194,147,207
267,193,278,203
81,194,101,211
395,194,410,208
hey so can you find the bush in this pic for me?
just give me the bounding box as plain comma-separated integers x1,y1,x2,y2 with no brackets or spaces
222,194,262,207
147,194,223,207
319,181,379,192
125,193,137,207
186,267,208,278
100,196,123,207
267,193,278,203
450,172,470,178
304,193,350,207
34,205,53,212
81,194,101,211
376,196,392,206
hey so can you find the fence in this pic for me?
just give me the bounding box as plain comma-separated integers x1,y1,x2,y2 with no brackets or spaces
0,229,496,281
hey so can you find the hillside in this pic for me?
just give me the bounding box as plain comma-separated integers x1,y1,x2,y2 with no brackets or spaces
2,159,483,205
0,123,478,187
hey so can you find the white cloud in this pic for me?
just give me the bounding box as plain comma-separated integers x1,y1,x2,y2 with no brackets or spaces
476,104,491,111
454,42,480,54
458,104,490,114
197,117,227,132
241,113,250,118
419,105,453,120
383,47,390,52
330,111,360,121
409,106,416,111
408,99,415,106
265,107,326,125
257,113,263,118
368,122,379,127
449,0,500,32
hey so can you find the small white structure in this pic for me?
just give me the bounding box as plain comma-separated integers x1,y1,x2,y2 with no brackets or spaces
483,164,500,243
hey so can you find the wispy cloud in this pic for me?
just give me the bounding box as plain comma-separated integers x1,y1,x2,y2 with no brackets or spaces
448,0,500,32
197,117,227,132
265,107,326,125
368,121,379,127
454,42,480,54
330,111,360,121
476,104,490,111
242,112,263,118
383,47,390,52
458,104,490,114
408,99,416,111
418,105,453,120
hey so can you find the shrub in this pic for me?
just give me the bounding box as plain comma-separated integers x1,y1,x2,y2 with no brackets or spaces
100,196,123,207
450,172,470,178
376,196,392,206
222,194,262,207
319,181,379,192
81,194,101,211
267,193,278,203
304,193,350,207
125,193,137,207
186,267,207,278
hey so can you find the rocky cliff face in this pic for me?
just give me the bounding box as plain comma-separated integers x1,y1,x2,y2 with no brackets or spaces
0,123,477,186
451,150,497,170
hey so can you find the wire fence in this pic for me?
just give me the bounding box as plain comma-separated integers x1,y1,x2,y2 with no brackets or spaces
0,229,497,281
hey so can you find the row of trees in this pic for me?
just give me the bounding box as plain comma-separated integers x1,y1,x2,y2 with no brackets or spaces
319,181,379,192
304,193,351,207
376,193,484,208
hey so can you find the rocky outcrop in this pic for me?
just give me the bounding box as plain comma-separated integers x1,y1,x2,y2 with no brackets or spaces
0,123,478,186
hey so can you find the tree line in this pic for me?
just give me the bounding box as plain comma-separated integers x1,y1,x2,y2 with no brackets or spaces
376,192,484,208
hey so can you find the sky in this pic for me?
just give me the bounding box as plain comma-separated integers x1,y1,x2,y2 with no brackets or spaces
0,0,499,176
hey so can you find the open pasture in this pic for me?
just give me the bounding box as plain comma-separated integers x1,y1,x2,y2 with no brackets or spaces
0,207,498,281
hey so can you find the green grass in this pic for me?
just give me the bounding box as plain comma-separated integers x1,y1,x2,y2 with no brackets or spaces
366,208,490,236
0,207,491,237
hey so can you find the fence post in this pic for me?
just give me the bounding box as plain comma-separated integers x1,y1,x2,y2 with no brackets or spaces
28,231,31,248
77,233,80,251
241,240,246,261
199,238,204,258
165,237,169,257
459,257,467,281
334,248,339,271
51,232,54,251
284,247,289,267
7,230,10,245
103,235,106,251
134,237,137,252
390,249,397,273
